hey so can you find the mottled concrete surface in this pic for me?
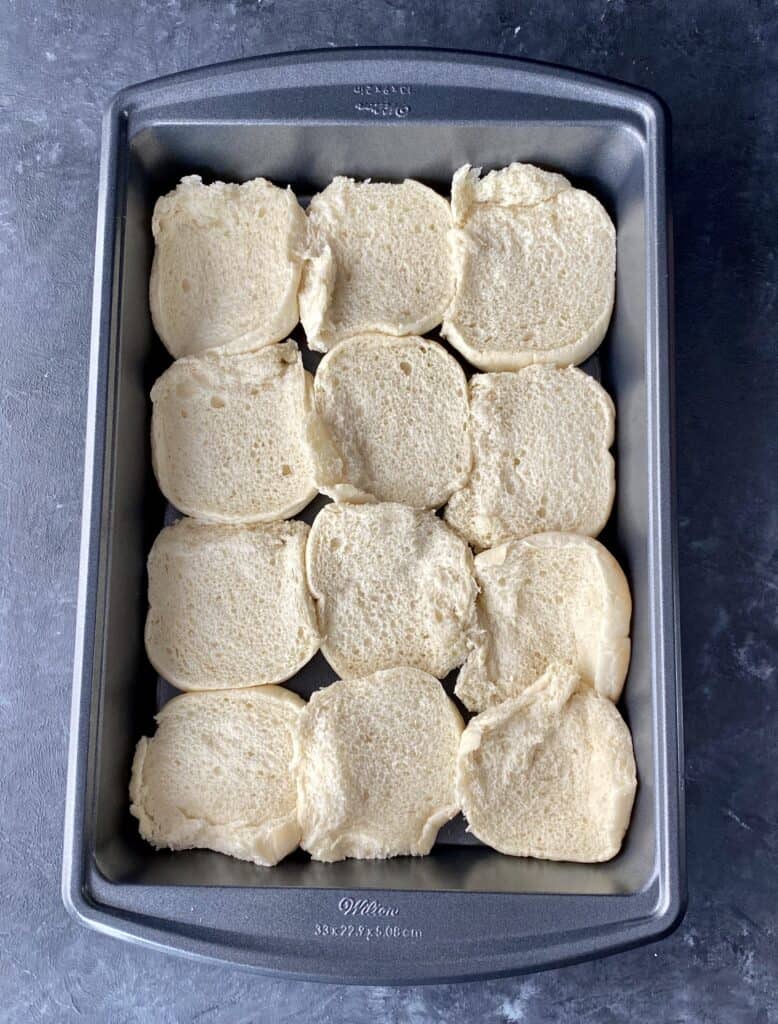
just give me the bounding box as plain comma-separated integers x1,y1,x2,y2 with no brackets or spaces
1,1,776,1021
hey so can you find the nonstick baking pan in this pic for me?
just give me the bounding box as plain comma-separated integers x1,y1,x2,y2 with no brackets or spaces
63,48,684,984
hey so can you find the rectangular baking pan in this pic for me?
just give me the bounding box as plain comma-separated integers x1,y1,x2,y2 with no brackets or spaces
63,48,684,984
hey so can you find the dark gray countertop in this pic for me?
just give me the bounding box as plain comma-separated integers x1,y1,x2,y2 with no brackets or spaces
1,1,776,1020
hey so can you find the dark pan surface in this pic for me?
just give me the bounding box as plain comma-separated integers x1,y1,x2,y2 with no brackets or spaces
63,48,683,983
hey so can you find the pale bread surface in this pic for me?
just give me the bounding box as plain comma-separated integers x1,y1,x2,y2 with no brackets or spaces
457,533,632,711
299,177,455,351
456,663,637,862
296,668,463,861
444,366,615,550
150,175,306,357
306,502,477,679
145,518,319,690
151,341,316,524
130,685,304,866
308,333,471,509
442,163,616,370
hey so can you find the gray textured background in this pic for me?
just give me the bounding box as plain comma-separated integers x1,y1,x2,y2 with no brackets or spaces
1,1,777,1021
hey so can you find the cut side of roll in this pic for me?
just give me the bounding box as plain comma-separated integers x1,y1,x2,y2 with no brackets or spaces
145,518,319,690
457,533,632,712
307,333,471,509
442,162,616,370
444,366,615,550
149,175,306,357
306,502,477,680
130,685,305,866
299,177,455,352
151,340,317,524
456,663,637,862
297,668,463,862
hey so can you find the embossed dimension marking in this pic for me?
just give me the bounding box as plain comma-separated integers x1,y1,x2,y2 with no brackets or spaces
312,896,423,941
352,84,412,118
313,923,423,942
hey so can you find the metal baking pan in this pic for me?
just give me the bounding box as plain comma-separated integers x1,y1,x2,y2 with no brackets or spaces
63,48,684,984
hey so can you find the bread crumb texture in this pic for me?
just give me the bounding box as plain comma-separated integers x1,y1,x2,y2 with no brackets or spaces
456,663,637,862
308,333,471,508
306,502,477,679
457,533,631,711
130,686,305,866
297,668,463,861
151,341,316,523
150,175,306,357
445,365,615,549
299,177,454,351
443,162,616,370
145,518,320,690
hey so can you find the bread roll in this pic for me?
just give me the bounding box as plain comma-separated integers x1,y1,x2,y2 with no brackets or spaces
297,668,463,861
151,341,316,523
442,162,615,370
299,177,454,351
130,685,305,866
145,518,319,690
150,175,306,357
457,533,631,711
306,502,477,679
457,663,637,862
307,333,471,509
445,366,615,549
